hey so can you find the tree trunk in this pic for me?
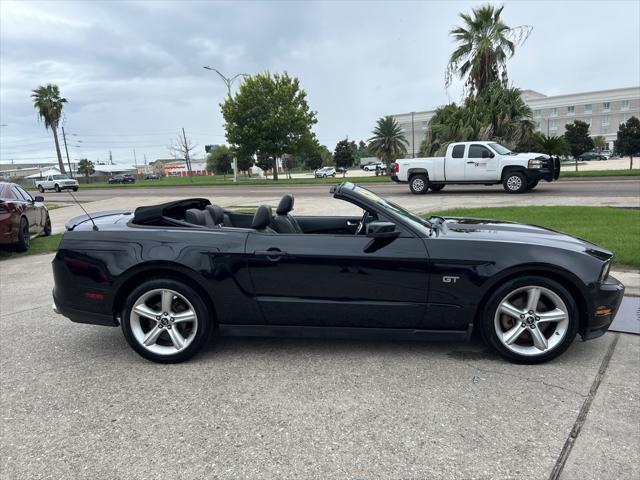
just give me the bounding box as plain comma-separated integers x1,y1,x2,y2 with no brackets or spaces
52,126,66,174
631,155,634,170
272,157,279,180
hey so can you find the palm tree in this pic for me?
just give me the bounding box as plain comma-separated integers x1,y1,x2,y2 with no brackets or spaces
534,133,568,156
368,116,409,164
31,84,67,173
592,135,606,152
446,4,531,96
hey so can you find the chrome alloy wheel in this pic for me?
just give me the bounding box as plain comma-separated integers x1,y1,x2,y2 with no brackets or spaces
412,177,426,191
494,285,569,357
506,175,523,191
130,288,198,356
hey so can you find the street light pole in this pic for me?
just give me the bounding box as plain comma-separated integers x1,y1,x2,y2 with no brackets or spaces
411,112,416,158
61,126,74,178
203,66,249,183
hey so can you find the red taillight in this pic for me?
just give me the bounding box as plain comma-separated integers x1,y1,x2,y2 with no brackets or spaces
84,292,105,301
393,163,399,173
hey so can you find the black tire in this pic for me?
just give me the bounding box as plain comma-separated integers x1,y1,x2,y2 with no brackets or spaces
526,180,539,191
502,171,527,193
43,215,52,236
121,279,213,363
479,275,579,364
38,185,44,193
15,217,30,252
429,184,445,192
409,174,429,194
72,187,78,192
54,184,61,192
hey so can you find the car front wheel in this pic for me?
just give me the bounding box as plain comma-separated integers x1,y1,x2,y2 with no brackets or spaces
409,174,429,194
43,215,51,236
480,276,578,364
38,185,44,193
72,187,78,191
15,217,30,251
121,279,213,363
503,172,527,193
54,184,61,192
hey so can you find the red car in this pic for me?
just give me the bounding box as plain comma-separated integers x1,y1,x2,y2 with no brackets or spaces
0,182,51,251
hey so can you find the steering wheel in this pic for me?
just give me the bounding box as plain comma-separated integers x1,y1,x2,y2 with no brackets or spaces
355,210,370,235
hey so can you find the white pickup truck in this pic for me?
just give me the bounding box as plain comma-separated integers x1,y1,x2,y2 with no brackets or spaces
391,141,560,194
35,174,79,193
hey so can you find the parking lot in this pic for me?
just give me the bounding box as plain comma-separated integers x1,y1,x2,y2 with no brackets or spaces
1,252,638,479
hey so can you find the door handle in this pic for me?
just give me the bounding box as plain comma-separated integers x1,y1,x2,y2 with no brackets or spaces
253,249,287,262
466,161,476,164
346,220,359,226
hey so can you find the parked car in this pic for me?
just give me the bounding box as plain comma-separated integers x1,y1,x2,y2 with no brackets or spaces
52,182,624,364
336,167,347,174
144,174,160,180
35,174,79,193
314,167,336,178
578,152,606,161
0,182,51,251
362,162,384,172
108,174,136,184
600,150,613,159
392,141,561,194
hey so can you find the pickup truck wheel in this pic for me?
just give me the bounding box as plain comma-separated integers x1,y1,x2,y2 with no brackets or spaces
429,184,445,192
37,185,44,193
54,184,61,192
526,180,539,191
503,172,527,194
121,279,213,363
480,276,578,364
72,187,78,192
409,174,429,194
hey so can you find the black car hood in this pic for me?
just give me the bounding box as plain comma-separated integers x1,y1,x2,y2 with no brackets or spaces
438,217,613,259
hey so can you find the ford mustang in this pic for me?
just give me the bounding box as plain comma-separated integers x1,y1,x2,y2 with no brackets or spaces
52,182,624,364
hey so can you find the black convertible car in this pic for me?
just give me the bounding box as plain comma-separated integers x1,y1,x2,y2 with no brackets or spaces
52,182,624,364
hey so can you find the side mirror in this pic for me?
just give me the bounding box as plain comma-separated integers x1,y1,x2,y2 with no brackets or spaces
366,221,400,240
489,152,495,158
34,195,44,202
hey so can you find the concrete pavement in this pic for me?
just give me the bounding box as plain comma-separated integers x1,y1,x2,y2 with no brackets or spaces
1,253,638,479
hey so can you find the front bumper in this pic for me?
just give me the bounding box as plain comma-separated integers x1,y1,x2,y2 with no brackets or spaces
526,168,555,182
581,275,625,340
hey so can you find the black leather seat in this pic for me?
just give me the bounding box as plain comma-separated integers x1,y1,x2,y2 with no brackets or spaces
205,204,232,227
271,194,302,233
252,205,276,233
185,208,215,227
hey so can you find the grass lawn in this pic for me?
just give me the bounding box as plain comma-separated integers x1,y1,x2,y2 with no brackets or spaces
0,234,62,261
427,206,640,268
560,169,639,178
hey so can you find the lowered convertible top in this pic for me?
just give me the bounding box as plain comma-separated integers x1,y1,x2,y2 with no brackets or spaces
132,198,211,225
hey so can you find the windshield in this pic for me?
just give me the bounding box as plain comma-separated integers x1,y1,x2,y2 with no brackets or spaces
488,143,512,155
52,175,70,180
350,185,433,235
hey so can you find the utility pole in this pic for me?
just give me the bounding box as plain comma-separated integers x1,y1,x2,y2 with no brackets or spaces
61,126,74,178
203,66,248,183
133,148,137,164
411,112,416,158
109,150,113,165
182,127,193,182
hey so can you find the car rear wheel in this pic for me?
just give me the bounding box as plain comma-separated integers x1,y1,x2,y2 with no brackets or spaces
15,217,30,252
479,276,578,363
121,279,213,363
38,185,44,193
503,172,527,193
409,174,429,194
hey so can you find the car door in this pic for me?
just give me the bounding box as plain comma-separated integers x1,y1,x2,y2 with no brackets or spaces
444,144,466,180
11,186,37,233
245,227,430,329
17,186,44,231
465,144,499,181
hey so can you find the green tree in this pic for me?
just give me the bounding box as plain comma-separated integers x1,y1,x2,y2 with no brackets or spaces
592,135,606,152
207,145,233,178
77,158,94,181
447,4,531,96
420,82,534,155
534,133,568,156
31,84,68,174
615,116,640,170
221,72,317,180
368,116,409,164
564,120,594,171
305,150,323,170
334,139,356,176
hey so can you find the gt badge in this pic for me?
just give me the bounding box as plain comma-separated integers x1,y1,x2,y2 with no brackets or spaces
442,276,460,284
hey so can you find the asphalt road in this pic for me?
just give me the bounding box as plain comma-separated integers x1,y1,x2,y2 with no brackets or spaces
1,254,638,479
43,177,640,204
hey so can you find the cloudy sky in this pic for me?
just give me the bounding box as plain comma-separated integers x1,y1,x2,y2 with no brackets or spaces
1,0,639,165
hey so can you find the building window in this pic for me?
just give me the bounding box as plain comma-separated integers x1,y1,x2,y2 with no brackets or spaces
603,102,610,112
549,119,558,130
567,106,575,115
584,104,592,114
550,108,558,117
602,116,610,127
533,109,541,117
621,100,630,111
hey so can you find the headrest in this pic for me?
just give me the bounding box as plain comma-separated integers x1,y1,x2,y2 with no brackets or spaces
276,194,295,215
251,204,273,230
205,204,225,225
185,208,207,226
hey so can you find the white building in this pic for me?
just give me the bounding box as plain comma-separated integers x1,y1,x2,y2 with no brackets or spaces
391,86,640,156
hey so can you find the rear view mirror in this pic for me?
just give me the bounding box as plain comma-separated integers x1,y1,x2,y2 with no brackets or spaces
366,221,400,240
34,195,44,202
